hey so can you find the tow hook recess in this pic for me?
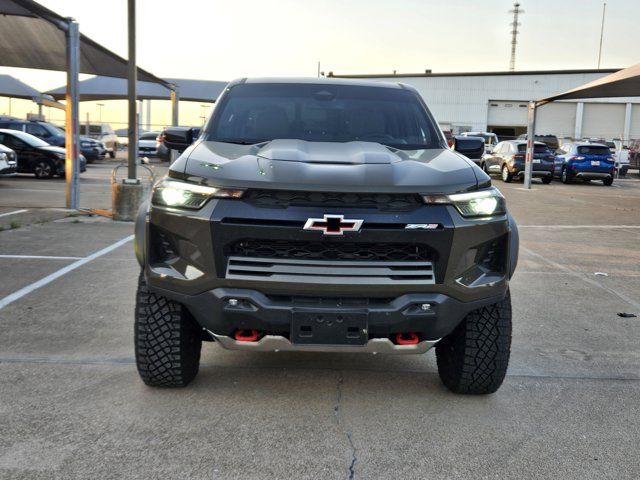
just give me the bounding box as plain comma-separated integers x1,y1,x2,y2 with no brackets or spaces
234,329,260,342
395,332,419,345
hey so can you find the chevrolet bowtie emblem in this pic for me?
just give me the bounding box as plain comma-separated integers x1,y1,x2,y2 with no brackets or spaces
303,214,363,236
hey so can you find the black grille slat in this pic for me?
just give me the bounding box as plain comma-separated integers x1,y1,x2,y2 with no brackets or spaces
228,240,430,262
245,190,421,211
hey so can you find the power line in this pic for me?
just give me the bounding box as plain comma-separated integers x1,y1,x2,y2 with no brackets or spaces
509,3,524,71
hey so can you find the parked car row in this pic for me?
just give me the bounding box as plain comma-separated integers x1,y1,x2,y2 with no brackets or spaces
0,116,107,163
0,129,87,179
463,137,617,186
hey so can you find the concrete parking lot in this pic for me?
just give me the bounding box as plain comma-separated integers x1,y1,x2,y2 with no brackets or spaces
1,164,639,479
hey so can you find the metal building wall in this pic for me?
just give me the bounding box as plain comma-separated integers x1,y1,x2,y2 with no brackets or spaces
362,72,640,139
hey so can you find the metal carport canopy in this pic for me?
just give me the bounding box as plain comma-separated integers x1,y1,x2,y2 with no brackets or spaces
0,0,168,86
536,63,640,106
523,63,640,189
0,74,43,99
45,76,228,103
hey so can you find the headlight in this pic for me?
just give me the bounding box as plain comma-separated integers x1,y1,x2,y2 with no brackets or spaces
151,178,244,209
422,187,506,218
55,153,66,159
0,152,6,161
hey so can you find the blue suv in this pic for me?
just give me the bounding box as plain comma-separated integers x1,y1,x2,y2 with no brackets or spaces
554,142,615,186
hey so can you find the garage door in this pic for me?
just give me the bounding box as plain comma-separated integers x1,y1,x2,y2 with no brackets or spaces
629,104,640,141
582,103,625,139
487,100,529,126
536,102,576,138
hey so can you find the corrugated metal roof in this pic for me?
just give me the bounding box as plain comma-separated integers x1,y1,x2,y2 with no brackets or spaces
330,68,620,79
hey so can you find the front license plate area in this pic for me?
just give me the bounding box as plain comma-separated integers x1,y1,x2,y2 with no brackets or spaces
291,311,368,346
591,160,600,166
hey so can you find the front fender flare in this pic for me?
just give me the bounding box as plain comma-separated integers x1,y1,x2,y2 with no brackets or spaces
134,200,150,268
508,212,519,279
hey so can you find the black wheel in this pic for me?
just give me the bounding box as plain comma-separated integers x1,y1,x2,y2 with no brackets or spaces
481,162,488,174
541,176,552,184
33,160,55,179
436,290,512,394
501,165,513,183
603,177,613,186
561,166,572,184
109,149,116,159
135,272,202,387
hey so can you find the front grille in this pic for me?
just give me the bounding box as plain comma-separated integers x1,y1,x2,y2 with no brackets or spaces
226,240,434,284
228,239,430,262
245,189,422,211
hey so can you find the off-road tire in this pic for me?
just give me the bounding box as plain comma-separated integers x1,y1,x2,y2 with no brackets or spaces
541,176,552,184
602,177,613,186
436,290,512,394
501,165,513,183
135,273,202,387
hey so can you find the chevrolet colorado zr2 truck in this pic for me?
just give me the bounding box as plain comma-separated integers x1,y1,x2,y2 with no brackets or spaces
134,78,519,394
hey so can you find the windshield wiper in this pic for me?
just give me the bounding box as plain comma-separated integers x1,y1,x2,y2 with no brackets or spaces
215,138,267,145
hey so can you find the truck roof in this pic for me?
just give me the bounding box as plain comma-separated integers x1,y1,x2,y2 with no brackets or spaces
236,77,406,89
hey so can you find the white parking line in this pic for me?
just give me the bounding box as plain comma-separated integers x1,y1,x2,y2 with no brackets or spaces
0,209,28,218
0,235,134,310
520,225,640,229
521,246,640,310
0,255,83,260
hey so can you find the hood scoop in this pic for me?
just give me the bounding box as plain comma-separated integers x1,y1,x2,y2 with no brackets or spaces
256,140,401,165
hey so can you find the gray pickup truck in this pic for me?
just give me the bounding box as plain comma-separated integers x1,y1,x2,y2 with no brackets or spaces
134,78,519,394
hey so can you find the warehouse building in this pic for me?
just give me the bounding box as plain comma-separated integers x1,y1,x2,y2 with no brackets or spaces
331,69,640,142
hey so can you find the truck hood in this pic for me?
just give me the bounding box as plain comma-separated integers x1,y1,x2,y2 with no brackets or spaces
176,139,485,194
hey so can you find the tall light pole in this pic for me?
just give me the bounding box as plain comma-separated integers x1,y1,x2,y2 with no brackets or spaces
97,103,104,123
200,103,209,125
597,3,607,69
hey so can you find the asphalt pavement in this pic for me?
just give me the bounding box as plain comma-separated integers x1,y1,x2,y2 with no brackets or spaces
0,163,639,479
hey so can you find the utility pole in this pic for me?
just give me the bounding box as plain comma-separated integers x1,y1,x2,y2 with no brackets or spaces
127,0,138,182
509,3,524,71
597,3,606,69
64,19,80,209
97,103,104,123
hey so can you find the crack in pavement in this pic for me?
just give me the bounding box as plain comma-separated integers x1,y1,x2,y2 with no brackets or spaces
334,372,357,480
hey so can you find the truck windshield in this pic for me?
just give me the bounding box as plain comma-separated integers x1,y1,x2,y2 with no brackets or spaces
206,83,441,150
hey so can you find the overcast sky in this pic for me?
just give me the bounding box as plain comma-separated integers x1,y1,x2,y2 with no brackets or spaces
1,0,639,128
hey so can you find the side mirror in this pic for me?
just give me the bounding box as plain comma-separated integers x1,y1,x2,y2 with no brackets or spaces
163,127,200,152
452,136,484,160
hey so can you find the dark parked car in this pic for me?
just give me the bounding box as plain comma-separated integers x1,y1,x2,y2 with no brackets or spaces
481,140,554,183
134,78,519,395
0,117,103,162
553,142,615,185
0,129,86,179
518,133,559,152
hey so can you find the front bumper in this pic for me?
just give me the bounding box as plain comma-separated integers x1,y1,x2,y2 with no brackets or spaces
212,334,439,353
141,193,514,344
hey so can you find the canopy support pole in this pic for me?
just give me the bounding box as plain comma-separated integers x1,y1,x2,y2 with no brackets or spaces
64,20,80,209
524,101,537,189
126,0,138,182
170,86,180,162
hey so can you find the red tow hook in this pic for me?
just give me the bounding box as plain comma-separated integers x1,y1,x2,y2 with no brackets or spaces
395,332,419,345
234,329,260,342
